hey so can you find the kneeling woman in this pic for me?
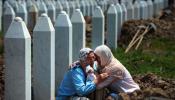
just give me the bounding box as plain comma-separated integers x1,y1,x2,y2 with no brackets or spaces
94,45,140,98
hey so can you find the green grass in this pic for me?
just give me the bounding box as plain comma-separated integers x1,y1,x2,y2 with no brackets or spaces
112,36,175,79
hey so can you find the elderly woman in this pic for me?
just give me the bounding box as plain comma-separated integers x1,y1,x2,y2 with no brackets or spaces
57,48,109,100
94,45,140,98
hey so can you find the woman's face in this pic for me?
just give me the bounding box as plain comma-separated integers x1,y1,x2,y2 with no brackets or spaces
87,52,96,66
95,54,104,68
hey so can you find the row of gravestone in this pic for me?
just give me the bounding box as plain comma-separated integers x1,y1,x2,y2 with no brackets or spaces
4,7,104,100
2,0,99,33
3,0,169,100
0,0,169,33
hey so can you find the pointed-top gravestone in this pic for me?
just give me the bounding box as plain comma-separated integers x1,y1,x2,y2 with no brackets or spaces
27,4,38,33
80,0,86,16
115,3,122,39
55,11,72,89
92,0,98,15
88,0,94,16
55,1,63,18
147,0,153,18
74,0,80,9
106,4,118,49
60,1,70,17
26,0,33,11
9,0,18,13
92,6,104,49
38,1,47,16
133,1,140,19
5,17,31,100
84,0,90,16
17,3,28,25
139,1,148,19
98,0,105,13
47,2,56,24
153,0,159,17
71,9,85,62
3,1,10,12
121,3,127,22
69,1,75,17
33,13,55,100
126,1,134,20
3,5,15,34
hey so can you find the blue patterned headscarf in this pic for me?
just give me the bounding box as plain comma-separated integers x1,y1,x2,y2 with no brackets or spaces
79,48,93,62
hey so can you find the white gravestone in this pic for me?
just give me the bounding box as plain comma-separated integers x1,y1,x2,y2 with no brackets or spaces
33,13,55,100
4,17,31,100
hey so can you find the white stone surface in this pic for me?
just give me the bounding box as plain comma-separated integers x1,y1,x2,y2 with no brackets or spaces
38,1,48,16
133,1,140,19
106,4,118,48
54,11,72,89
69,1,75,17
71,9,85,62
80,1,86,16
9,0,18,13
55,0,63,18
47,2,56,23
115,3,122,39
121,3,127,22
126,1,134,20
4,17,31,100
153,0,159,17
17,3,28,25
147,0,153,18
33,13,55,100
60,1,70,17
26,0,33,11
92,6,104,49
139,1,148,19
3,5,15,34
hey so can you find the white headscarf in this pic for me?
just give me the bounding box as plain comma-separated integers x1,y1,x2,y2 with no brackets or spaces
94,45,140,93
94,45,113,67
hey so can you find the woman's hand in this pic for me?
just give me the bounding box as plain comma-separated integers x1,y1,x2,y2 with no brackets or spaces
93,73,109,85
99,73,109,80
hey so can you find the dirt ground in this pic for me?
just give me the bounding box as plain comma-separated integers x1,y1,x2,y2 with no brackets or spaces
1,8,175,100
119,8,175,48
117,8,175,100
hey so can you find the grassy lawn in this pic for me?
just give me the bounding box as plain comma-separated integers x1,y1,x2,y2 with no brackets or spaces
112,36,175,79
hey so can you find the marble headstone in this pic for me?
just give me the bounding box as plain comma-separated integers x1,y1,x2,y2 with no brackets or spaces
33,13,55,100
71,9,86,62
4,17,31,100
92,6,104,49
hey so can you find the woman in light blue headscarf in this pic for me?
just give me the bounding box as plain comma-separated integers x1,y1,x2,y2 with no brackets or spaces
56,48,109,100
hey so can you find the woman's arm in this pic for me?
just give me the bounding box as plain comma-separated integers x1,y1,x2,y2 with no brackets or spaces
96,70,124,89
71,69,96,96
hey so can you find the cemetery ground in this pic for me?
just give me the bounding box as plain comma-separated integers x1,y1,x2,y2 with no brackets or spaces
0,10,175,100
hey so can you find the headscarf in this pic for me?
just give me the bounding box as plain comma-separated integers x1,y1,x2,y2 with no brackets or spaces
94,45,124,76
94,45,113,67
79,48,93,63
94,45,140,92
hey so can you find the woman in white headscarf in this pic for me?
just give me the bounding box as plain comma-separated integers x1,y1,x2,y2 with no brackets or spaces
94,45,140,94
